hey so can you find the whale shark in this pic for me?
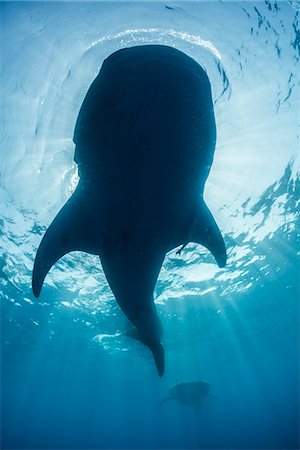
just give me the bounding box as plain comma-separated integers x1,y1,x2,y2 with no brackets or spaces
160,380,214,410
32,45,226,376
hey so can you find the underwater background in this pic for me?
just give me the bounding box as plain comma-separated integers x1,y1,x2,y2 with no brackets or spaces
1,1,299,449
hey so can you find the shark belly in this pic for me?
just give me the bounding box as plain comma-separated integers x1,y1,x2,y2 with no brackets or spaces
32,45,227,376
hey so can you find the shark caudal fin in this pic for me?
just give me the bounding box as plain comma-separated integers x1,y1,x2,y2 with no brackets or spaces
32,192,100,297
150,341,165,377
126,328,165,377
190,200,227,268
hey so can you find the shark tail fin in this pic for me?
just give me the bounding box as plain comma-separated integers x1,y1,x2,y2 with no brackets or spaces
150,341,165,377
32,193,99,298
126,328,165,377
190,200,227,268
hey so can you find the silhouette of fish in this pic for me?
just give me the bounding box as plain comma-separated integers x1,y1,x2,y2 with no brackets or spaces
160,380,213,410
32,45,227,376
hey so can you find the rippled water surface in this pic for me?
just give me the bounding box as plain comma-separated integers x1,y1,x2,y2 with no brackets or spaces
1,1,299,449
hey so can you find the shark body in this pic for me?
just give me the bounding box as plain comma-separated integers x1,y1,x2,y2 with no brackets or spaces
32,45,226,376
160,380,213,410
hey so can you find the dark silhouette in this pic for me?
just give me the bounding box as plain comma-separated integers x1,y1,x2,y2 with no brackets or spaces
160,380,214,410
32,45,226,376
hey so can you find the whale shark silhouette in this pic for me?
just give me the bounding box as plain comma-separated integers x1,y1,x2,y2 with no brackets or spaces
160,380,214,410
32,45,226,376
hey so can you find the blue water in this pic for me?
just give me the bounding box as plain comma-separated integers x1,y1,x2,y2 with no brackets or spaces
1,1,299,449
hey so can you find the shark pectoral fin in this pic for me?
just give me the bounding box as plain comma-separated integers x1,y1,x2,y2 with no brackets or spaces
159,396,173,408
208,393,218,399
32,195,100,298
190,201,227,268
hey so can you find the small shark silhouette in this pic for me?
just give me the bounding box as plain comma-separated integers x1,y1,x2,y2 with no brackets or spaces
32,45,226,376
160,380,214,410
